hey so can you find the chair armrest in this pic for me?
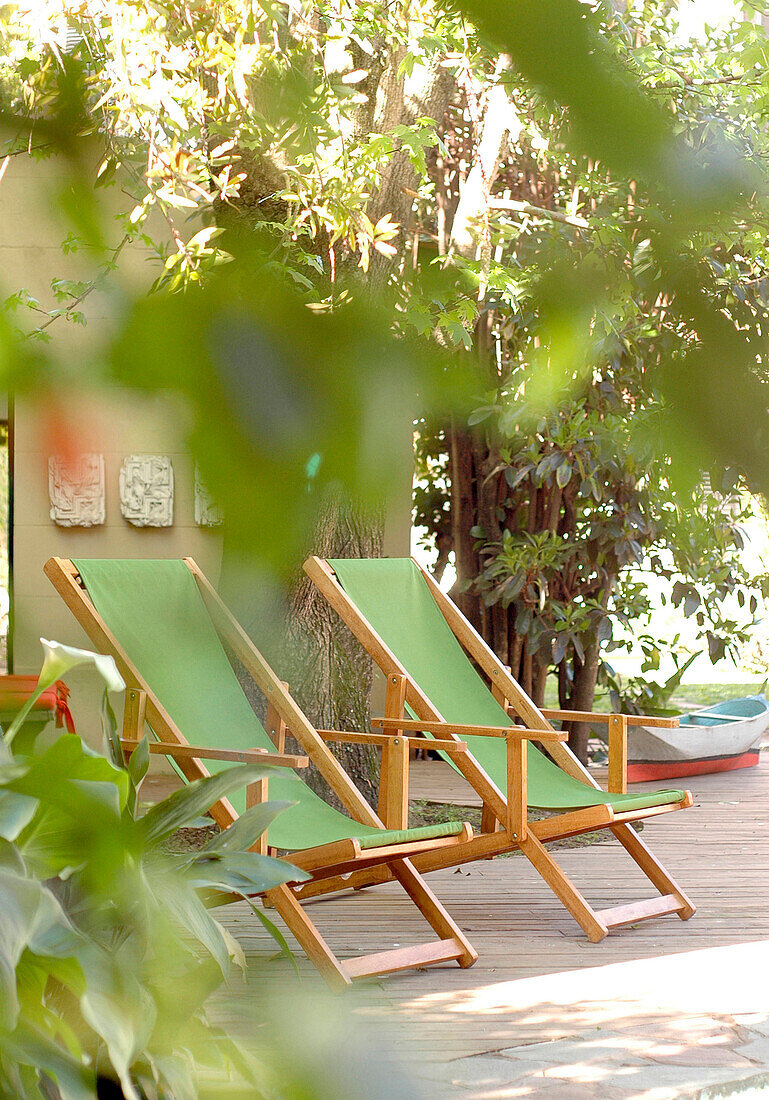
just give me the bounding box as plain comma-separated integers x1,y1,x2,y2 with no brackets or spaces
119,739,308,768
317,729,467,754
537,711,635,794
541,708,679,729
372,718,566,742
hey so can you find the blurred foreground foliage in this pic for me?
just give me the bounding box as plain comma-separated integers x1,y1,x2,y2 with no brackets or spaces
1,645,418,1100
0,643,321,1099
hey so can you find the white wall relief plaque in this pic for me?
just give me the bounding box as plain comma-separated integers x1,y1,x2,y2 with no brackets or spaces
119,454,174,527
48,453,105,527
194,465,223,527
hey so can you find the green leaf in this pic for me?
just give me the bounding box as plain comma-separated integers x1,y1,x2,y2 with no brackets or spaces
246,901,299,973
146,1053,197,1100
101,689,124,770
660,652,698,698
138,765,273,845
127,734,150,791
555,461,572,488
11,735,129,816
190,849,307,894
152,875,233,976
0,870,42,1030
0,791,38,842
26,885,84,961
505,465,531,490
2,1027,94,1100
467,406,493,426
683,591,700,617
201,800,293,854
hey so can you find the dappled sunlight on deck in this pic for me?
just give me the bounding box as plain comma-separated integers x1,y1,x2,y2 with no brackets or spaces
213,755,769,1095
403,940,769,1018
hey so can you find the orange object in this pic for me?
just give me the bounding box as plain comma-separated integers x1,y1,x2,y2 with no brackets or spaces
0,675,75,733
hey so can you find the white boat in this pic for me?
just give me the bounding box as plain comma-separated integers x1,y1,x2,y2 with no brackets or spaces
627,694,769,782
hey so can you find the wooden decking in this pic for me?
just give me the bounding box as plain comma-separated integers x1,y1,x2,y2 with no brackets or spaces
212,753,769,1093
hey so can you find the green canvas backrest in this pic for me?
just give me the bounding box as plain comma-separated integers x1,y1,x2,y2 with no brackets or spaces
328,558,685,813
73,559,444,850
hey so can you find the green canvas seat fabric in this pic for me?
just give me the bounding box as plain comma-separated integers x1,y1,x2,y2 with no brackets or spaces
328,558,686,814
73,559,466,852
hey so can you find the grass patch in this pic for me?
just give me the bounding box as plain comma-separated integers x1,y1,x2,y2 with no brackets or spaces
163,823,220,853
543,679,765,715
410,797,482,832
669,682,766,708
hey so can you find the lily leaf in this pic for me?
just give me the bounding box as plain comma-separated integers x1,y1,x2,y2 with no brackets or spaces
200,799,294,854
138,765,273,845
0,791,38,842
152,875,233,977
188,849,307,894
80,950,156,1100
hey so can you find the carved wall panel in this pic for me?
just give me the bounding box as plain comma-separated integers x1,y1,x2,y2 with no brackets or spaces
48,453,105,527
119,454,174,527
194,465,223,527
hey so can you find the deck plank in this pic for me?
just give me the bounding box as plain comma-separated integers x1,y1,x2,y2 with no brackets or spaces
208,753,769,1086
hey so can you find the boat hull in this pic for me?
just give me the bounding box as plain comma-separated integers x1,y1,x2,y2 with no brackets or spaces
627,748,760,782
627,695,768,783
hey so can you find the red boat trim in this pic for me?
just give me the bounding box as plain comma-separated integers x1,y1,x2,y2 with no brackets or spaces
627,750,761,783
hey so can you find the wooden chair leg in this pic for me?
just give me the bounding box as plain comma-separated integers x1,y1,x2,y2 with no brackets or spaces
388,857,477,968
518,822,694,940
611,821,696,920
519,832,609,942
380,674,409,828
481,804,500,834
265,686,288,753
505,732,527,842
265,884,352,990
377,751,390,821
266,864,476,988
382,737,409,829
608,714,628,794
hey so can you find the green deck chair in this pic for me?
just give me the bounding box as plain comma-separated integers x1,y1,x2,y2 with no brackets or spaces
45,556,479,989
305,555,696,941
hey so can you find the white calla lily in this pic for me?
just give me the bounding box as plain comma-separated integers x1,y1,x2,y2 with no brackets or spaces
4,639,124,747
39,639,125,695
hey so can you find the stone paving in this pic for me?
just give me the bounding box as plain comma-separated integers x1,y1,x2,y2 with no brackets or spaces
408,943,769,1099
415,1018,769,1098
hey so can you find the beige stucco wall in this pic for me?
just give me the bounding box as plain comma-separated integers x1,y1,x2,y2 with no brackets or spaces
2,149,412,747
2,150,224,744
12,396,225,742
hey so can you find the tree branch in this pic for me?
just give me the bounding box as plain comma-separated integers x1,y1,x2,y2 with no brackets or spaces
488,197,590,228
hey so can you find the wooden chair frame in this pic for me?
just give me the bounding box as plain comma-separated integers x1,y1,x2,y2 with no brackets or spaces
44,556,479,989
303,555,696,941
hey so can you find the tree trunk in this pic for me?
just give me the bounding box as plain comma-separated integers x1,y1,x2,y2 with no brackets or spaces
448,418,481,627
450,61,521,262
220,492,383,809
563,635,600,765
280,493,383,806
345,40,456,295
532,660,548,708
